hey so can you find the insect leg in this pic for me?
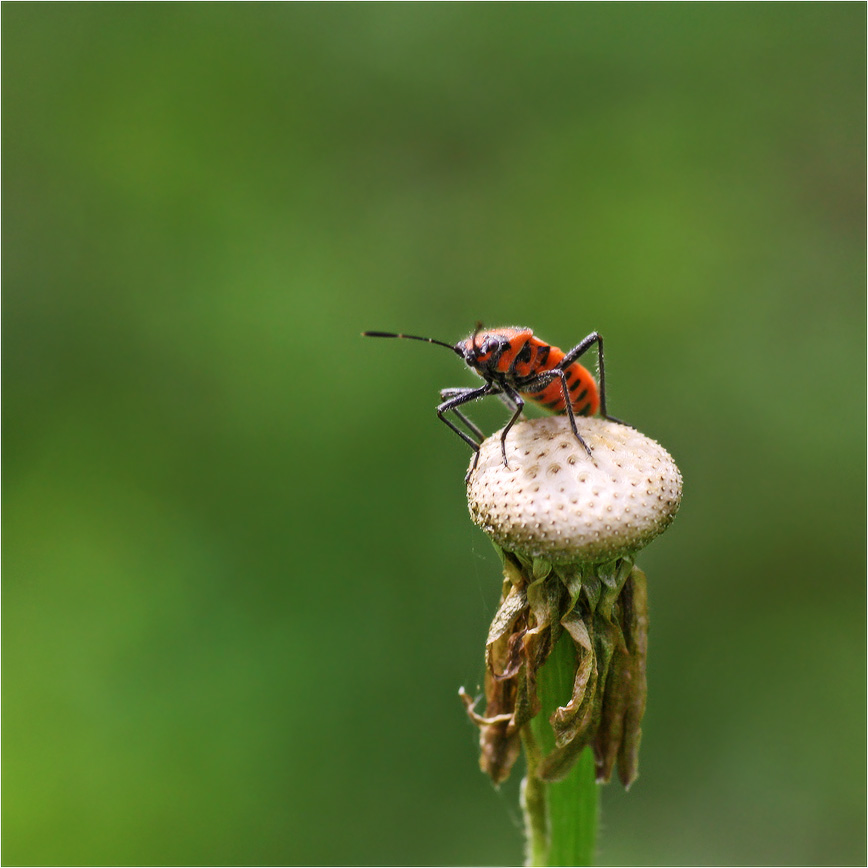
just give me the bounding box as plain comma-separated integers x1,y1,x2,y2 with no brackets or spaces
558,331,619,421
494,390,519,412
439,387,485,442
436,383,495,452
498,386,525,467
524,369,593,457
437,383,500,481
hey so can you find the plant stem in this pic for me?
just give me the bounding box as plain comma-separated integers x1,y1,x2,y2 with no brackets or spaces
524,632,599,867
520,724,548,867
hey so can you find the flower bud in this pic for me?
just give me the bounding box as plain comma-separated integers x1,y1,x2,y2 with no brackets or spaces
467,416,682,563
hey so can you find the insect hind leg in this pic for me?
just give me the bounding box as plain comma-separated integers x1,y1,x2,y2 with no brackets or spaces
558,331,619,421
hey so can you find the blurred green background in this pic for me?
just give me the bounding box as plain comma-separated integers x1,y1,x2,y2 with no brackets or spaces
4,4,865,866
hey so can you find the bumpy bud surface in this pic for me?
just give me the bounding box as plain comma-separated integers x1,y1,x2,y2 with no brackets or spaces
466,416,682,563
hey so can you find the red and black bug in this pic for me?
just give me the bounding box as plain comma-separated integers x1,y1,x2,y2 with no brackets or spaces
363,324,622,477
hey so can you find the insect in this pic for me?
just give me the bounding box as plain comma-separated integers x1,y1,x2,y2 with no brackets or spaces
364,324,622,478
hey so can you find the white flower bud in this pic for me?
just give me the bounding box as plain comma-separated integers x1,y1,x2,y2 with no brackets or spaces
466,416,682,564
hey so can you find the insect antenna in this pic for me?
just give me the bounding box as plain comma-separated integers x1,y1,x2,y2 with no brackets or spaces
363,331,462,356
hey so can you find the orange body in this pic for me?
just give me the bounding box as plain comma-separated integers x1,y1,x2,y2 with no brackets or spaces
458,327,600,417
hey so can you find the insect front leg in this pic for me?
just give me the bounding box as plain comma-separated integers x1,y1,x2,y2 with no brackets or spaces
558,331,619,421
436,383,495,480
439,387,485,443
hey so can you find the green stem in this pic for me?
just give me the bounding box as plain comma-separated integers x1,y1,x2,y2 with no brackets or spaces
525,633,599,867
520,724,548,867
